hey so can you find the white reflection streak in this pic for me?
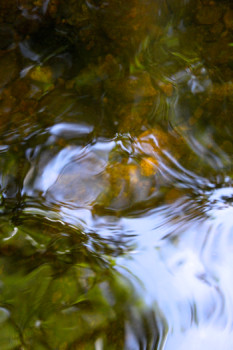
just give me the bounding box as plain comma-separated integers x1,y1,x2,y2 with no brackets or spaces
38,146,83,193
95,338,104,350
42,0,50,14
3,227,18,241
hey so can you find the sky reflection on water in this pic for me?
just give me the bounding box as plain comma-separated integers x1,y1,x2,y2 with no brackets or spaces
22,130,233,349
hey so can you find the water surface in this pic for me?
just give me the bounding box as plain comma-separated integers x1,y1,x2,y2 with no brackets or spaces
0,0,233,348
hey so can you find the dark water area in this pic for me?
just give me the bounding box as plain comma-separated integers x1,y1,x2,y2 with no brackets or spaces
0,0,233,348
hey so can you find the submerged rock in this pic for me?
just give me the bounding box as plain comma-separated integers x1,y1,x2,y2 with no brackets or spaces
23,143,109,208
196,5,222,25
0,51,18,89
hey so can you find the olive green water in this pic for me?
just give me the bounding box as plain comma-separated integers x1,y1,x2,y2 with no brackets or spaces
0,0,233,349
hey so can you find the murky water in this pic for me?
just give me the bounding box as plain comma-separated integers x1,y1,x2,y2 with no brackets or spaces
0,0,233,348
